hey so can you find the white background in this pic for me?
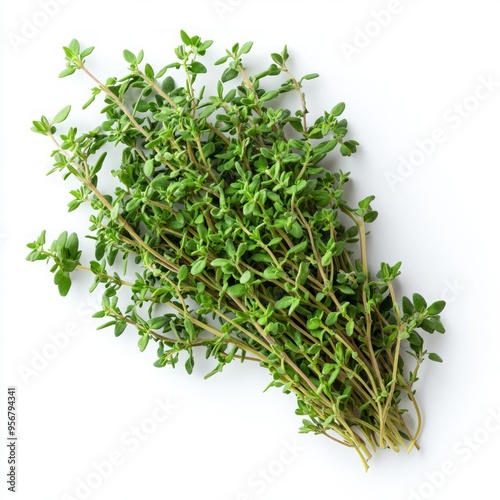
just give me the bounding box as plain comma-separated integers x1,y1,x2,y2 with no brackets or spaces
1,1,499,499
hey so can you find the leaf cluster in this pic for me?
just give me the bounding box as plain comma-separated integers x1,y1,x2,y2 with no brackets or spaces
28,32,445,470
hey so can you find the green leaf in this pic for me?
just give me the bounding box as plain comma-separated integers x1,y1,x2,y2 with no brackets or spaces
287,117,304,133
227,284,246,297
211,258,231,267
321,251,333,268
327,367,341,385
409,331,423,351
322,363,338,375
314,140,337,156
38,230,46,245
95,242,106,261
260,90,279,102
154,357,168,368
138,334,150,352
240,270,252,284
240,41,254,54
331,102,346,116
82,92,97,109
184,318,196,341
191,258,207,275
260,147,274,160
286,240,308,258
93,152,107,175
144,63,154,79
114,322,127,337
55,272,71,297
289,298,301,315
427,300,446,315
62,259,78,273
178,265,189,281
271,53,283,65
65,233,79,256
162,76,175,95
180,30,192,45
325,312,340,326
185,355,194,375
96,321,116,331
149,317,170,330
59,67,76,78
225,239,236,258
151,175,169,189
331,240,345,257
275,296,295,310
236,242,247,261
346,320,355,336
339,144,351,156
31,120,48,134
289,222,303,239
214,55,230,66
63,46,74,58
263,266,283,280
268,237,282,246
402,296,414,316
364,210,378,223
391,261,402,277
123,49,136,64
335,343,345,364
428,353,443,363
420,319,435,333
307,317,322,331
429,317,446,334
110,204,119,221
26,251,45,262
301,73,319,81
52,105,71,124
413,293,427,312
358,195,375,210
288,139,305,150
243,201,256,216
221,68,239,83
55,231,68,252
190,61,207,74
199,105,217,120
296,262,310,286
80,46,95,59
289,180,308,194
144,159,154,177
68,39,80,55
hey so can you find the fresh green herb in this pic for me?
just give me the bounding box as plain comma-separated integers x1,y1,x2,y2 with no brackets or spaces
27,32,446,470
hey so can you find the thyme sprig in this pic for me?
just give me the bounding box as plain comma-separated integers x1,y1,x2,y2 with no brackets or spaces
28,32,446,470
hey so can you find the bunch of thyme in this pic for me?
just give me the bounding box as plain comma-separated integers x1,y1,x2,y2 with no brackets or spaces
27,32,446,470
